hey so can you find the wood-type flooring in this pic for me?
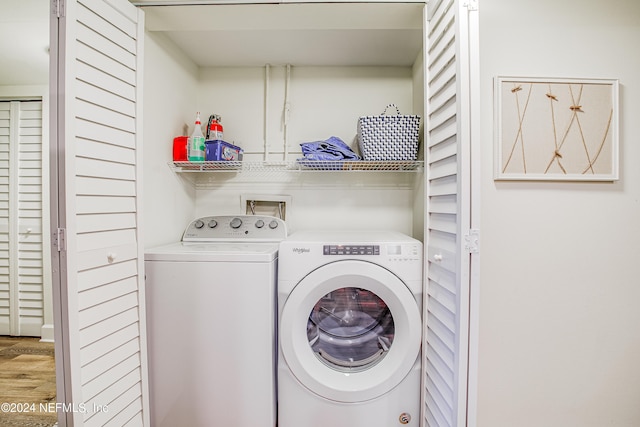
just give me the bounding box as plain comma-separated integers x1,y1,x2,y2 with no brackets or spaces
0,336,57,427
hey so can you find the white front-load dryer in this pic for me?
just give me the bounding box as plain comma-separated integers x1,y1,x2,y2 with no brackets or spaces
278,231,423,427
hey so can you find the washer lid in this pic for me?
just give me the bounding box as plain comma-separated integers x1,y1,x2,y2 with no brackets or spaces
144,242,279,262
280,260,421,403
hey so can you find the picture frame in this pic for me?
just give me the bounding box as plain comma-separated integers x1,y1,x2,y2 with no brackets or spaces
494,76,619,181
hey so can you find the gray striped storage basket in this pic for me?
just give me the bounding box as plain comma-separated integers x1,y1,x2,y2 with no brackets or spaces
357,104,421,161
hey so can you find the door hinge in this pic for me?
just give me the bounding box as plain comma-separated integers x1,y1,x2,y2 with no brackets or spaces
464,229,480,254
53,228,67,252
464,0,478,11
52,0,65,18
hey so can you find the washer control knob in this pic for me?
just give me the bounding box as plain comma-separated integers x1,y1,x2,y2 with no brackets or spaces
399,413,411,424
208,220,218,228
194,220,205,229
268,220,279,229
230,217,243,229
255,220,265,228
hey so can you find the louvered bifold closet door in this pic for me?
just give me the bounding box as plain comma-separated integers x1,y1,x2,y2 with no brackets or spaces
17,101,45,337
423,0,477,426
0,100,45,336
0,102,10,334
54,0,149,425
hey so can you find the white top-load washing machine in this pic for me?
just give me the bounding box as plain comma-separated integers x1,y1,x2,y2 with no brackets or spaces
278,231,423,427
144,215,286,427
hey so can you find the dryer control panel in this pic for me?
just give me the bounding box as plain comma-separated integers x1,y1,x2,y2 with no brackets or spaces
322,242,420,262
182,215,287,242
323,245,380,256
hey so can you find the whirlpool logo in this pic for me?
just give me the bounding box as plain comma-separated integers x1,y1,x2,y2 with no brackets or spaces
292,247,311,254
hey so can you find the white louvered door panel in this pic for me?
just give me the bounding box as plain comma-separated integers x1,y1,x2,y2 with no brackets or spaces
423,0,478,426
0,102,10,335
53,0,149,425
18,100,45,336
0,100,45,337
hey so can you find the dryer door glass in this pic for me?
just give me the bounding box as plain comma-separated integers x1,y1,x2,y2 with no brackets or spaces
307,287,394,371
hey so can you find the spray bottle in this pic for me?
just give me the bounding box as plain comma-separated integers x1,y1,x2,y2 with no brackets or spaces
188,112,206,162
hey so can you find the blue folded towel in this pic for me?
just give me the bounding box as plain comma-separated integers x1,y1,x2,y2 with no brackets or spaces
299,136,361,161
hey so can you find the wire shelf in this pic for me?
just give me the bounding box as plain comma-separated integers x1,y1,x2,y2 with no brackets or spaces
169,160,424,173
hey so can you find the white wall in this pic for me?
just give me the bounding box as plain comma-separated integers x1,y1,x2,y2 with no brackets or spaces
412,49,425,242
141,2,426,244
142,31,199,248
478,1,640,426
191,63,419,236
194,177,417,236
0,0,49,87
197,65,414,159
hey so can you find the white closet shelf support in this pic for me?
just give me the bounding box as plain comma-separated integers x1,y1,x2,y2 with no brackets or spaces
168,160,424,188
169,160,424,173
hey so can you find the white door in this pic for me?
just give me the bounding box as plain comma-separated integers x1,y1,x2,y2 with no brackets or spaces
0,99,47,337
50,0,149,425
423,0,480,426
280,260,422,402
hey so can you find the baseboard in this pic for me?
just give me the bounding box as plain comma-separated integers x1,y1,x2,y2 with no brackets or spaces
40,323,54,342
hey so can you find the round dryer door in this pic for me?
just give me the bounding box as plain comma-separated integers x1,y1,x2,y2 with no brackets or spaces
280,260,421,403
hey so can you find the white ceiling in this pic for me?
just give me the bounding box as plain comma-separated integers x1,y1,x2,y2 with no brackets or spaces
0,0,49,86
0,1,423,87
142,3,424,67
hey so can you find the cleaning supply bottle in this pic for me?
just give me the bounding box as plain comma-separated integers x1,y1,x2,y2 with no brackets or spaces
207,114,224,141
188,112,206,162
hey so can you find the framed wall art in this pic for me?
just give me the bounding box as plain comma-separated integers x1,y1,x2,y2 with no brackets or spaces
494,76,619,181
